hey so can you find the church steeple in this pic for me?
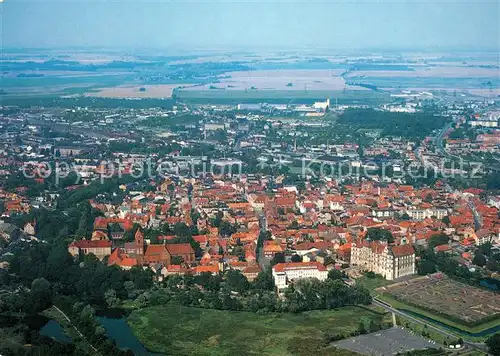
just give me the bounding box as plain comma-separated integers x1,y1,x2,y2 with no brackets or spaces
135,229,144,255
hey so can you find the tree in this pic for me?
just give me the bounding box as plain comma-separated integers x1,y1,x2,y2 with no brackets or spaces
160,222,171,234
225,270,249,293
195,272,221,291
75,201,94,238
486,259,499,272
252,269,274,291
472,252,487,267
365,271,376,279
291,254,302,262
479,242,493,257
123,223,141,242
417,259,436,275
401,213,410,220
30,278,52,312
428,233,449,248
174,222,193,239
270,252,285,266
213,211,223,227
365,228,394,243
358,321,367,334
486,333,500,355
231,246,245,261
171,256,184,265
327,269,343,280
144,228,161,244
441,215,451,226
104,289,120,308
219,221,236,237
369,320,380,333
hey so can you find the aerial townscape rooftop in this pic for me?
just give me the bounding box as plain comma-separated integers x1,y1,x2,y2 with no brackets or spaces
1,1,500,355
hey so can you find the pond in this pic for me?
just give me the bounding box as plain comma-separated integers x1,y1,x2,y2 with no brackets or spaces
39,320,72,344
480,278,500,291
97,316,162,356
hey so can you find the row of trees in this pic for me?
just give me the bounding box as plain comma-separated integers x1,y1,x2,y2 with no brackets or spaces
135,268,371,314
417,242,500,279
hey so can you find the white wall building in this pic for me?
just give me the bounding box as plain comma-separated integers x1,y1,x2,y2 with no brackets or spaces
406,208,448,220
351,240,415,280
272,262,328,293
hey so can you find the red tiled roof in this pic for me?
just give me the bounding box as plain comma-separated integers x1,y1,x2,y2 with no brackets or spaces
70,240,112,248
193,265,219,274
263,241,283,253
434,244,452,252
275,197,296,207
273,261,327,272
391,244,415,257
166,243,195,256
243,265,262,274
144,244,168,256
295,241,331,251
398,185,414,192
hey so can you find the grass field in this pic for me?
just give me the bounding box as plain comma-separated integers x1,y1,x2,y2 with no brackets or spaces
355,275,393,291
396,316,452,345
127,305,390,356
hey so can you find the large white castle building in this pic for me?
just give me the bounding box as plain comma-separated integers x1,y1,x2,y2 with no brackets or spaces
351,239,416,280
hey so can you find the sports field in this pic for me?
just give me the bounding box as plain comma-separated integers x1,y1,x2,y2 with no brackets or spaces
127,305,390,356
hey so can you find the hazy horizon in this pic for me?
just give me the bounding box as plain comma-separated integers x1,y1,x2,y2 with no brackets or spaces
2,1,500,52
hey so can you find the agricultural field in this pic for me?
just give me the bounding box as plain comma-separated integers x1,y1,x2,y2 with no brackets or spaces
183,69,364,91
3,49,498,100
176,88,389,105
345,66,499,78
127,305,390,356
86,84,190,98
0,73,137,98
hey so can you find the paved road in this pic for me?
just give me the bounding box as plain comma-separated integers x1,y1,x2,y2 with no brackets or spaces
467,200,482,231
372,299,488,353
434,121,456,159
257,212,271,268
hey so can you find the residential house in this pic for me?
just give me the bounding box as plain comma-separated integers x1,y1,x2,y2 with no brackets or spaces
68,240,112,260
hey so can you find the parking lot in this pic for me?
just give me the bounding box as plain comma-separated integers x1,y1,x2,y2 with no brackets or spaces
332,327,439,355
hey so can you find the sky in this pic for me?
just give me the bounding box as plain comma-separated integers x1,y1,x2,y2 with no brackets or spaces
2,0,499,51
